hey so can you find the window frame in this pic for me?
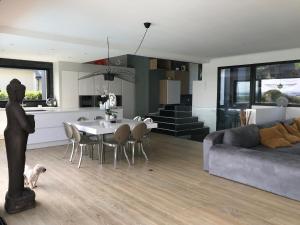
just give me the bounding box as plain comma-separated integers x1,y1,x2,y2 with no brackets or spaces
0,58,53,107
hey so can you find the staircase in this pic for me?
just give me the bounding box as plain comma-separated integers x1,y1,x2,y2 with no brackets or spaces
148,105,209,142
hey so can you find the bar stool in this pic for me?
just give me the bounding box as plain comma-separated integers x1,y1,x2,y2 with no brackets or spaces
102,124,131,168
71,125,101,168
62,122,75,161
127,122,148,164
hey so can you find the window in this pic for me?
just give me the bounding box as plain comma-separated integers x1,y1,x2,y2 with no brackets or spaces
217,60,300,130
255,62,300,105
0,68,48,101
0,58,53,107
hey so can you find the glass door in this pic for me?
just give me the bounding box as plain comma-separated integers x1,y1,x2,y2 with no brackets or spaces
217,66,251,130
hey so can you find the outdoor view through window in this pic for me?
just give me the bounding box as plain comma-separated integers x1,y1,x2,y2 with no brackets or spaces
256,62,300,105
0,68,47,101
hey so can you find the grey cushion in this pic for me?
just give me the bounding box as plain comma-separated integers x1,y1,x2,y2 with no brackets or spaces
223,124,260,148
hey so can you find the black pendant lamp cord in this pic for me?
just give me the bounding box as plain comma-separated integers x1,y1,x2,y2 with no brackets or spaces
107,37,111,72
134,27,149,55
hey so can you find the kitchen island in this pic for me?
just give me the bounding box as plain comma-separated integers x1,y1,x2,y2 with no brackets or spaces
0,107,123,149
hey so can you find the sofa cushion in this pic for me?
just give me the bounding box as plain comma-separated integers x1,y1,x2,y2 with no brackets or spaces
284,123,300,137
253,142,300,155
275,124,300,144
223,124,260,148
259,126,292,148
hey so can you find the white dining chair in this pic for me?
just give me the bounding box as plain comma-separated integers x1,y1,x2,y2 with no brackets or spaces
62,122,75,161
133,116,142,121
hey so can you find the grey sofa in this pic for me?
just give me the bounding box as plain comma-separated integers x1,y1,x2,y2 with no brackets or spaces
203,122,300,201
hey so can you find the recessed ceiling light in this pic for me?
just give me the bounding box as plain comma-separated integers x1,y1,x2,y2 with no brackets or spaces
49,48,55,51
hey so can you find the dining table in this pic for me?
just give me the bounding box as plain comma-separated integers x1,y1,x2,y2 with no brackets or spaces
70,119,158,135
68,119,158,166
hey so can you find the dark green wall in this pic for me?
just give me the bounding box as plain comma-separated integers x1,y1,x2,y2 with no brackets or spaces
127,55,150,116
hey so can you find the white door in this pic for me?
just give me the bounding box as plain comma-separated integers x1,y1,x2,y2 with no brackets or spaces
61,71,79,108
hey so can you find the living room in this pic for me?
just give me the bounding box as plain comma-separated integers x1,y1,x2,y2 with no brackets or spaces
1,1,300,225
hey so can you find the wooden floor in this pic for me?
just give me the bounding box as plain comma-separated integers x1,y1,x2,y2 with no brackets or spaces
0,134,300,225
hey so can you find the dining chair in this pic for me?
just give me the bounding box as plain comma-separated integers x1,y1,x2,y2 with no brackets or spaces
102,124,131,168
133,116,142,121
94,116,104,120
127,122,148,164
70,125,101,168
143,117,153,139
62,122,75,161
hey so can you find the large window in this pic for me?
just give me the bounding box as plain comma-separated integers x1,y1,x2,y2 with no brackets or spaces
255,62,300,105
0,58,53,107
217,60,300,130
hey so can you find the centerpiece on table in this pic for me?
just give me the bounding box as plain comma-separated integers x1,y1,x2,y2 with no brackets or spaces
97,94,109,110
105,109,118,123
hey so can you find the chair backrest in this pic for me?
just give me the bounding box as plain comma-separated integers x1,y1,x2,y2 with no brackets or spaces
131,122,147,141
77,117,88,121
63,122,73,139
71,125,81,142
113,124,130,145
143,118,153,134
143,117,153,124
94,116,104,120
133,116,142,121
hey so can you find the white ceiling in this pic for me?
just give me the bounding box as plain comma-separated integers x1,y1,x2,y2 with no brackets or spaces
0,0,300,63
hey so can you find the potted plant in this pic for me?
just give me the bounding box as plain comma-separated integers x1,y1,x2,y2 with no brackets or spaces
105,109,117,122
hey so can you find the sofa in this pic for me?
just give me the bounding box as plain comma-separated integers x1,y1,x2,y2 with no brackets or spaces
203,120,300,201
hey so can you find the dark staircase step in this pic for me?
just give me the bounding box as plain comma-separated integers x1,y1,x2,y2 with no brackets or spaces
149,115,198,124
164,105,192,111
152,126,209,140
158,121,204,131
159,110,192,118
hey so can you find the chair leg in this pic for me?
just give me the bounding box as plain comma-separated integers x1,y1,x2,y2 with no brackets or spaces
63,142,70,158
123,146,130,166
78,145,84,168
140,142,148,161
97,144,102,164
132,143,135,164
114,146,118,168
70,143,78,162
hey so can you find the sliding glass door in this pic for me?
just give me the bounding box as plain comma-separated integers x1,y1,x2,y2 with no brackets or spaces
217,66,251,130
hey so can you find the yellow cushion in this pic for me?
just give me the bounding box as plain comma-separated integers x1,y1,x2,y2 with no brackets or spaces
275,124,300,144
261,138,292,149
259,126,292,149
294,117,300,130
284,123,300,138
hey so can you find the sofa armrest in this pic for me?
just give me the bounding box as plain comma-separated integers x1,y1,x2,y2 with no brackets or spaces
203,130,225,171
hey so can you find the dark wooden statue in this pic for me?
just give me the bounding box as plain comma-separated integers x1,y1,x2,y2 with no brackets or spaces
4,79,36,214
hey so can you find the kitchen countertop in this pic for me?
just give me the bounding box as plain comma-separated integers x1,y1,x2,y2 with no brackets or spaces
24,107,123,114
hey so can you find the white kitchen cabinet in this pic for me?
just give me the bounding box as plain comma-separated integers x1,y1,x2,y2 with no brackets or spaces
108,77,122,95
94,75,108,95
78,72,95,95
61,71,79,108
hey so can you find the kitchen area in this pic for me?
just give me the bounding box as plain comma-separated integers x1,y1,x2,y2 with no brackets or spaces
0,60,135,149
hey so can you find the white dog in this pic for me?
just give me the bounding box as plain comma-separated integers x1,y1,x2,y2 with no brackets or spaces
24,164,46,189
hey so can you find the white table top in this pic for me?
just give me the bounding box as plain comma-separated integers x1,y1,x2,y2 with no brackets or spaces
70,119,157,135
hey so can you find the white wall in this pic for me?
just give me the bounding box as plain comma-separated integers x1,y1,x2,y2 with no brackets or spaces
0,68,35,91
193,48,300,132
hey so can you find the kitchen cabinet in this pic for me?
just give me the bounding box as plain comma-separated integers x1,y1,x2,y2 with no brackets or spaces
78,72,95,95
160,80,181,104
94,75,108,95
